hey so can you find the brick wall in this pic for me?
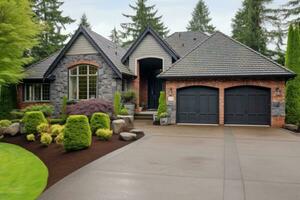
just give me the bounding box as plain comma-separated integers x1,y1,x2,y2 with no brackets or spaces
165,79,286,128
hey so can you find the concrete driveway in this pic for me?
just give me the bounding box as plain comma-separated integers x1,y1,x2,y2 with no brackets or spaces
40,121,300,200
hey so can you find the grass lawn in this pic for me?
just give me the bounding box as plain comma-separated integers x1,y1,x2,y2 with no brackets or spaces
0,142,48,200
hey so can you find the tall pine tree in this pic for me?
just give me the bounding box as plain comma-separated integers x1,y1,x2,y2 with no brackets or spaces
0,0,41,85
120,0,169,46
79,13,91,29
31,0,75,61
231,0,272,55
285,24,300,124
187,0,215,34
110,27,121,46
283,0,300,24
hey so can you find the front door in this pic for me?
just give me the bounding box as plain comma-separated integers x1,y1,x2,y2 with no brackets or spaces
148,69,163,109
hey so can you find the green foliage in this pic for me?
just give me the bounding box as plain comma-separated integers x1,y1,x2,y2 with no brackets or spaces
49,118,66,125
285,24,300,124
22,104,54,117
187,0,215,34
0,120,12,128
54,133,64,145
26,134,35,142
95,129,113,141
22,111,47,134
0,85,17,119
61,96,68,120
114,92,122,115
157,91,167,119
0,0,41,85
50,124,64,136
120,0,169,46
37,123,49,134
110,27,122,45
122,90,137,104
10,110,24,119
79,13,91,28
159,112,169,118
119,107,129,115
31,0,75,60
90,112,111,133
63,115,92,151
40,133,52,146
283,0,300,24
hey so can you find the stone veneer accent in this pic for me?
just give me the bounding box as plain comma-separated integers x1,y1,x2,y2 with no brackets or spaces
165,79,286,128
50,54,121,115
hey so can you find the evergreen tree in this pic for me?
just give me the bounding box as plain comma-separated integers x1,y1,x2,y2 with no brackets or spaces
0,0,41,85
120,0,169,46
285,24,300,124
110,27,121,45
231,0,272,55
187,0,215,34
31,0,75,61
283,0,300,24
79,13,91,29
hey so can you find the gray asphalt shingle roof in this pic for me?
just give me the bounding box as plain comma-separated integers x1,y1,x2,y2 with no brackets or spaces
165,31,209,57
159,31,295,78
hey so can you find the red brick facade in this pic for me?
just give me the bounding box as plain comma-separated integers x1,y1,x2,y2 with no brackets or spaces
165,79,286,128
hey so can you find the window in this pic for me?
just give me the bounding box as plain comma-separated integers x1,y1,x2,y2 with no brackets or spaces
69,65,98,100
24,83,50,102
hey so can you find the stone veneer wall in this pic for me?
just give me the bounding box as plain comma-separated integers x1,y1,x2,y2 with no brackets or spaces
50,54,121,115
165,79,286,128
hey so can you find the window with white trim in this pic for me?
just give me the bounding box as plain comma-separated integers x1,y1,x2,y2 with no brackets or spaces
24,83,50,102
69,65,98,100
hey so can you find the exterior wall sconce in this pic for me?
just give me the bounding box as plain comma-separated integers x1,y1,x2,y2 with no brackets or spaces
167,88,174,102
275,87,281,96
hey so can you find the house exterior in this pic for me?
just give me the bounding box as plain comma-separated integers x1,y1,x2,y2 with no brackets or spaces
18,26,295,127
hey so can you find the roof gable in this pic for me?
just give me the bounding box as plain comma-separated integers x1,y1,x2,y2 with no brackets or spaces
66,35,98,55
121,26,180,63
159,31,295,79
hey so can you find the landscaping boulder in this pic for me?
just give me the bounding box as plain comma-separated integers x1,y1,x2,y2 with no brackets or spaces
130,129,144,135
117,115,134,130
120,132,137,141
112,119,126,134
285,124,298,132
4,123,20,136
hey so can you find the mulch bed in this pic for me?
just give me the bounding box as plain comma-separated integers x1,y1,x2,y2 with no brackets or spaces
2,133,144,189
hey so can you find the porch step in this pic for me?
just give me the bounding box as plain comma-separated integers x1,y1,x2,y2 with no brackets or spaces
134,111,156,120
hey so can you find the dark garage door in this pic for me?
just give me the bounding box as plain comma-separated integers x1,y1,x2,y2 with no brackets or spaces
177,87,219,124
225,86,271,125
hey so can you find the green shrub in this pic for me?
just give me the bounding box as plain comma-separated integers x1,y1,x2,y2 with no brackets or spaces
26,134,35,142
63,115,92,151
114,92,121,115
55,133,64,145
37,123,49,134
119,107,129,115
157,91,167,120
40,133,52,146
50,124,64,136
122,90,136,104
49,118,65,125
90,112,110,133
10,110,24,119
159,112,169,118
22,104,54,117
22,111,47,134
95,129,113,141
0,120,12,128
11,119,21,123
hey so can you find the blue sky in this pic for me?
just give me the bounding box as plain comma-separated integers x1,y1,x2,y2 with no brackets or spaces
62,0,286,38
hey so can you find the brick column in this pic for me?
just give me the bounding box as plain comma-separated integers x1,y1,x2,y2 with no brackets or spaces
219,87,224,125
132,62,140,107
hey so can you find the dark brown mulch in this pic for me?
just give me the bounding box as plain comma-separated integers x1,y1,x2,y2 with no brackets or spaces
2,133,144,189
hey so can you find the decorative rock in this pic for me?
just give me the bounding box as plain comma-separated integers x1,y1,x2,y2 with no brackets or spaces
285,124,298,132
4,123,20,136
112,119,126,135
120,132,137,141
130,129,144,135
117,115,134,131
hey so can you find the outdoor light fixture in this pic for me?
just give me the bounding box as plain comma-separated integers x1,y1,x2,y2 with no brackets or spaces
275,87,281,96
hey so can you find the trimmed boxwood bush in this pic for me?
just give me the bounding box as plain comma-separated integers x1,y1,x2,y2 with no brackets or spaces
157,91,167,120
95,129,113,141
64,115,92,151
22,111,47,134
90,112,110,133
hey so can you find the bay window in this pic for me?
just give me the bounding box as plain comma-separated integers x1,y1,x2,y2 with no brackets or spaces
69,65,98,100
24,83,50,102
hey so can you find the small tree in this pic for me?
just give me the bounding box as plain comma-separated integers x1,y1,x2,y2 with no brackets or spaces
114,92,122,115
157,91,167,119
110,27,121,45
79,13,91,29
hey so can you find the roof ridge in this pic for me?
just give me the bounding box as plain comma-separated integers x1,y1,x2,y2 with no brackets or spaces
166,31,208,39
214,31,295,75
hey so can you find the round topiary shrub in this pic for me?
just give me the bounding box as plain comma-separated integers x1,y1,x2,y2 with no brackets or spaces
90,112,110,133
22,111,47,134
40,133,52,146
63,115,92,151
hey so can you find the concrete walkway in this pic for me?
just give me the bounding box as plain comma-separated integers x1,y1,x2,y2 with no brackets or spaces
40,121,300,200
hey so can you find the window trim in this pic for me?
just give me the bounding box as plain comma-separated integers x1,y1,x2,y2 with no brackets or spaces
24,83,50,102
68,64,98,100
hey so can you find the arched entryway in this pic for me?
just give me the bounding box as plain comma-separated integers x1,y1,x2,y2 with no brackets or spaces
224,86,271,125
176,86,219,124
138,57,163,109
